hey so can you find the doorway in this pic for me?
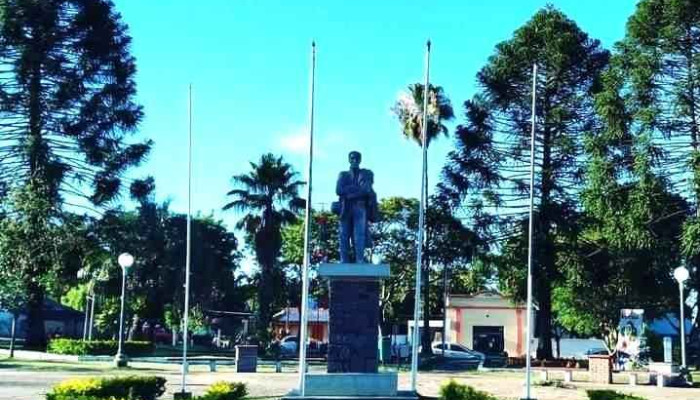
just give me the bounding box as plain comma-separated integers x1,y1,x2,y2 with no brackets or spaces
473,326,504,354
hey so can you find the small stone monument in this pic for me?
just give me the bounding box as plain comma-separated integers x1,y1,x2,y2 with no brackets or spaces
285,151,414,400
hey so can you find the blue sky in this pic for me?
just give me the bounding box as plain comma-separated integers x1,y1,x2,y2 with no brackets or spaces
113,0,638,247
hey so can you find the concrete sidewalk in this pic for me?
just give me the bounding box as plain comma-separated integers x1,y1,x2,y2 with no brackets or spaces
1,362,699,400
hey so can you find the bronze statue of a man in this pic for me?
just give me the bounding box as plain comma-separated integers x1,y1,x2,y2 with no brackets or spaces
333,151,378,263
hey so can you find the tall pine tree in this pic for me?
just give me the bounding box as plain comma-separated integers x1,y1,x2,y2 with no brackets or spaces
608,0,700,341
0,0,151,346
440,7,608,358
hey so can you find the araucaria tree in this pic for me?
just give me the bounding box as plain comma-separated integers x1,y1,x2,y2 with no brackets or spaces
224,153,304,343
607,0,700,341
441,7,609,358
0,0,151,346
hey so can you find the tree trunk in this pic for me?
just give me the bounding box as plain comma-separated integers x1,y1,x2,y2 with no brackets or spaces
258,261,273,343
25,281,45,349
255,217,279,347
9,313,17,358
127,315,140,341
535,281,553,360
24,53,49,350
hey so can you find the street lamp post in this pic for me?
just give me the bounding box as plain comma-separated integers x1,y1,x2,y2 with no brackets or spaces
673,265,689,372
78,269,89,341
114,252,134,368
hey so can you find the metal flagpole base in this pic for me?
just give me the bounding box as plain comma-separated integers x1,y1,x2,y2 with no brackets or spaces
174,391,192,400
113,352,128,368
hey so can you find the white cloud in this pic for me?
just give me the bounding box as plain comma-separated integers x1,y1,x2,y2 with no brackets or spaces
277,127,354,159
278,128,309,154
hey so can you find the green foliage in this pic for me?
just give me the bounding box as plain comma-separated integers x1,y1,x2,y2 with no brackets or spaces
439,6,609,359
610,0,700,335
371,197,487,326
586,390,646,400
223,153,304,344
0,0,151,201
0,260,26,313
392,83,455,146
280,210,339,306
61,284,89,312
46,376,166,400
642,329,663,362
92,202,243,338
563,0,694,349
438,380,497,400
372,197,419,324
0,0,151,346
94,296,120,337
47,339,154,357
197,381,248,400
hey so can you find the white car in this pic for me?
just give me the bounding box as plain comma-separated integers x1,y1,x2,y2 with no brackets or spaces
432,342,485,363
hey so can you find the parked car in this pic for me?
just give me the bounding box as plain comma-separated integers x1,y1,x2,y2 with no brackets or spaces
431,342,485,368
585,347,609,356
278,336,327,359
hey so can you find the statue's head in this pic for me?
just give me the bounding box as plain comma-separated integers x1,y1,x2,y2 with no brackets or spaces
348,151,361,169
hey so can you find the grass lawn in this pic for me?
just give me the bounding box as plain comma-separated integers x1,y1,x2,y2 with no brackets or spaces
0,358,165,373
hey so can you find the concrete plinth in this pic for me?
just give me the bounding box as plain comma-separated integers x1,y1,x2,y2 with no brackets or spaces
305,373,397,396
283,390,418,400
319,263,389,374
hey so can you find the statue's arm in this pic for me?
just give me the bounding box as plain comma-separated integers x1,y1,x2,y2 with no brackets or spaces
336,172,345,196
357,170,374,194
336,172,356,196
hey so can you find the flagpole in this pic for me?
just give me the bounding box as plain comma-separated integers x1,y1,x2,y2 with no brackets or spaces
181,83,193,395
410,39,431,393
523,63,537,400
298,41,316,396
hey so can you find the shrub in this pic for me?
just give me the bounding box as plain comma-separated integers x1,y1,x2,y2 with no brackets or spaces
47,338,154,356
47,376,166,400
439,380,497,400
198,381,248,400
586,390,647,400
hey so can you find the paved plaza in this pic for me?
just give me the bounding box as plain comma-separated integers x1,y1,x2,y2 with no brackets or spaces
1,360,699,400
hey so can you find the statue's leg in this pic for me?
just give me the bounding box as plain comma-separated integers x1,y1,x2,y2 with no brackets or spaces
353,205,367,263
339,215,351,263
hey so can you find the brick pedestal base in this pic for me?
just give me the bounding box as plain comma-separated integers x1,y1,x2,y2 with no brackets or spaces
327,280,380,373
589,355,612,384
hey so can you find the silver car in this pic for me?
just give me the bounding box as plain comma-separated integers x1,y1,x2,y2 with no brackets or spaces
432,342,485,364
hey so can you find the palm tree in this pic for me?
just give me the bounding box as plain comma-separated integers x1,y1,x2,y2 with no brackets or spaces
392,83,454,355
224,153,305,342
393,84,454,146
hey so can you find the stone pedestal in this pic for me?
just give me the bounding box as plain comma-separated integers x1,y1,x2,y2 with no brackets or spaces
284,263,415,400
588,355,612,384
328,280,380,373
322,264,389,374
235,345,258,373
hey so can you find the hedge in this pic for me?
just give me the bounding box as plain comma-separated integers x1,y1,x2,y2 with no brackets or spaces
46,376,166,400
587,390,647,400
47,338,154,356
198,382,248,400
439,380,497,400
